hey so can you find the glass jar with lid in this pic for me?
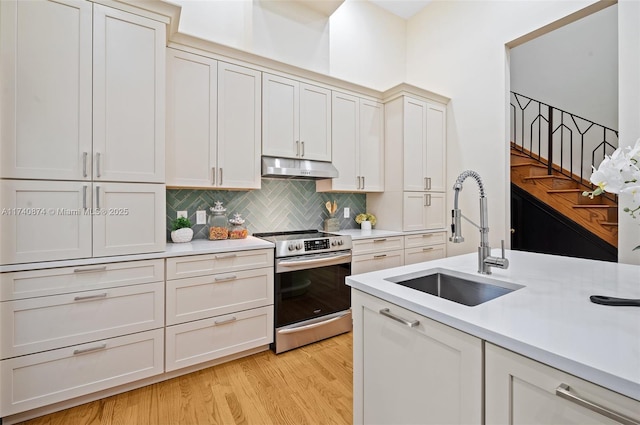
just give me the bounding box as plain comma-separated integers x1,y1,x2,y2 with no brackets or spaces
208,201,229,240
228,213,248,239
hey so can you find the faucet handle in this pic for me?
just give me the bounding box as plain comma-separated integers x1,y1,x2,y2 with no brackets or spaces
501,239,506,259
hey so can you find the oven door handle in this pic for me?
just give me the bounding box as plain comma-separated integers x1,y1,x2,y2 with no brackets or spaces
278,312,350,334
278,253,351,267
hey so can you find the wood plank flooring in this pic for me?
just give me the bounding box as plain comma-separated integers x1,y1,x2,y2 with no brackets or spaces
18,333,353,425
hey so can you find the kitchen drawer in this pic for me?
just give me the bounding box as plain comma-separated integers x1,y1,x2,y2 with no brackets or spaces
0,259,164,301
352,236,404,256
351,250,404,275
1,281,164,359
404,232,447,249
404,244,446,265
166,249,274,280
0,329,163,416
166,267,274,326
165,306,273,372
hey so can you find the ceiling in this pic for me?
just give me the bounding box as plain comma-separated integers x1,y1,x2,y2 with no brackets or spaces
368,0,432,19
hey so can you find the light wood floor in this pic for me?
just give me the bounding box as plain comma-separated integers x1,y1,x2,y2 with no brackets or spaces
19,333,353,425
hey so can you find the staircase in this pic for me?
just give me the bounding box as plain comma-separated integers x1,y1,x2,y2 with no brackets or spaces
510,145,618,248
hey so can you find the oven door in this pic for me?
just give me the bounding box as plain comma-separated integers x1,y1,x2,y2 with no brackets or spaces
274,250,351,328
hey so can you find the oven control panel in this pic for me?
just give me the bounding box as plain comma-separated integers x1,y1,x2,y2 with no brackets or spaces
304,238,330,251
282,236,350,256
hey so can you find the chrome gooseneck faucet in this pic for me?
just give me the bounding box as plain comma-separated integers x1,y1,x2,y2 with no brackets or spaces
449,170,509,274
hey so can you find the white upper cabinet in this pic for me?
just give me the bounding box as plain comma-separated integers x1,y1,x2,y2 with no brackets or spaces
403,97,446,192
317,92,383,192
166,50,261,189
0,0,165,183
0,0,92,180
92,4,165,183
216,62,262,189
402,192,446,232
166,49,218,188
262,73,331,161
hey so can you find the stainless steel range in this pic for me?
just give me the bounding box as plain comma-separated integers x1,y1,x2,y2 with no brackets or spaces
253,230,352,354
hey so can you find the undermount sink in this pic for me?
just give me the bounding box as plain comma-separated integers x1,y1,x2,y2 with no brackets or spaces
385,269,523,306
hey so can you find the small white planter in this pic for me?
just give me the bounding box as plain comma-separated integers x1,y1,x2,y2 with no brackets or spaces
171,228,193,243
360,221,372,230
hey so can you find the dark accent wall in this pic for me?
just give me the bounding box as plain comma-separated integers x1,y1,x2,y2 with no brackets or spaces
511,184,617,262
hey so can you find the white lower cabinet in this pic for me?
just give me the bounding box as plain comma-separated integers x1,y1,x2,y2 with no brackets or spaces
165,250,274,372
165,306,273,372
0,259,165,419
352,289,482,425
404,231,447,265
485,343,640,425
351,236,404,275
0,329,164,416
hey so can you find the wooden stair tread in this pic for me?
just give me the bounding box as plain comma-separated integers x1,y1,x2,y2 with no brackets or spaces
572,204,616,209
547,189,583,193
523,175,571,181
511,162,547,169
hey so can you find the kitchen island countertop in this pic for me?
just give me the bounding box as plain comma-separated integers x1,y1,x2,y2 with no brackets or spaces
346,249,640,401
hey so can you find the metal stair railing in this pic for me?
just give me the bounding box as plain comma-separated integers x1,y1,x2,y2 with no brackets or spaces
510,91,618,200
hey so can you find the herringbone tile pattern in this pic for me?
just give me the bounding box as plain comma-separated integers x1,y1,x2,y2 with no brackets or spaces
166,179,366,239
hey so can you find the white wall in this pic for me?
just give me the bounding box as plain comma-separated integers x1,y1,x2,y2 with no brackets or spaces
171,0,331,73
510,5,618,129
329,0,406,90
405,0,601,257
618,0,640,264
170,0,405,85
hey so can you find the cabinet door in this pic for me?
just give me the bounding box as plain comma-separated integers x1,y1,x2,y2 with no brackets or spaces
217,62,262,189
351,250,404,275
359,99,384,192
352,290,482,425
93,4,165,183
0,180,92,265
299,83,331,161
0,0,92,180
328,92,359,191
425,102,446,192
403,192,446,231
0,329,164,416
485,343,640,425
92,183,165,257
262,73,298,158
166,49,217,187
403,97,428,191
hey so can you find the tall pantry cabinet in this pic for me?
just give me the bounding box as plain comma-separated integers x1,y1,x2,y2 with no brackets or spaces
367,88,449,234
0,0,166,265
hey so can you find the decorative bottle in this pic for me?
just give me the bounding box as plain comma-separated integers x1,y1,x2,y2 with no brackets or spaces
208,201,229,240
228,213,248,239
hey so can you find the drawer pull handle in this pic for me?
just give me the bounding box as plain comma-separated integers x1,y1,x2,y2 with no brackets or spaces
422,247,434,252
73,266,107,273
379,308,419,328
373,254,387,259
214,274,237,282
215,316,237,325
555,383,639,425
73,343,107,355
215,253,237,259
373,238,387,243
74,293,107,301
212,167,216,185
422,234,433,238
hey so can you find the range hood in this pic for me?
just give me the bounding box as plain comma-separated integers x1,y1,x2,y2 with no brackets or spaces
261,156,338,180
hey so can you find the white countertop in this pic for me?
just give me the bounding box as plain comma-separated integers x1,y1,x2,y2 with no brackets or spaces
336,228,444,240
346,249,640,401
0,236,275,272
